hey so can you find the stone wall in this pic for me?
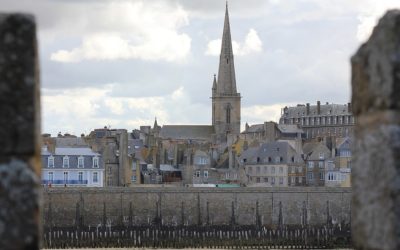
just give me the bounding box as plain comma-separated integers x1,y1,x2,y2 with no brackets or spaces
43,187,351,227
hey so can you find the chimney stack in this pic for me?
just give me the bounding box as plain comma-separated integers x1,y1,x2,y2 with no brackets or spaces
317,101,321,114
348,102,352,113
306,103,310,115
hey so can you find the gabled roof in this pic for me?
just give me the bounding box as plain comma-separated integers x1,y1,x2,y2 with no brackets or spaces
160,125,214,141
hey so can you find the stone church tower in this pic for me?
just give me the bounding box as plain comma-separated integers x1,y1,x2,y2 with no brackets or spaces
212,3,241,143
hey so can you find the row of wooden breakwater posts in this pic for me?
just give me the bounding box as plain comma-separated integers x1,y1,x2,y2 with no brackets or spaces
42,225,351,249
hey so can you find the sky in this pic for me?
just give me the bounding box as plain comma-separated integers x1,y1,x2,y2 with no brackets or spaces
2,0,400,136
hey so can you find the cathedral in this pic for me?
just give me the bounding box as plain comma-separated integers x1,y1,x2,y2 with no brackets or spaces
143,4,242,170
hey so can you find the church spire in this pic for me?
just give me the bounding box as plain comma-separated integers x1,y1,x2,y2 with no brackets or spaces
217,1,237,95
212,74,217,91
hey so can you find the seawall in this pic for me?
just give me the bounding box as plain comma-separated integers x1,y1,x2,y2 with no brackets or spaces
42,187,351,227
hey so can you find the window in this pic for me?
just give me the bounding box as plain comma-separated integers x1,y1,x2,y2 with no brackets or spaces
199,157,208,165
93,172,98,183
48,172,53,182
225,172,230,180
63,171,68,183
271,167,275,174
268,157,272,163
204,170,209,178
319,161,324,168
291,176,295,184
271,177,275,185
108,167,112,174
63,156,69,168
78,172,83,183
195,171,200,178
233,173,238,180
93,157,99,168
308,161,314,168
319,153,324,159
256,177,260,183
48,157,54,168
275,156,280,163
279,167,283,174
256,166,260,174
264,177,268,182
78,157,84,168
226,106,231,124
248,166,253,174
320,172,325,180
256,157,260,163
107,176,113,186
279,177,283,185
307,172,313,180
291,156,295,163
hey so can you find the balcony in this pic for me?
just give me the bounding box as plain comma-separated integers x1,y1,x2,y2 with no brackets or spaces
42,180,88,185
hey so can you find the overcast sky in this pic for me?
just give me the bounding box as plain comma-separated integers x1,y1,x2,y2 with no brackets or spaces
2,0,400,135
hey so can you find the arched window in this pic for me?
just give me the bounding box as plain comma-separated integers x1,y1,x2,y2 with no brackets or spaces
226,106,231,124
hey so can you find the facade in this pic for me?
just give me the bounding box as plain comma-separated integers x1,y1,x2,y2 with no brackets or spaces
86,128,132,187
325,137,352,187
303,142,332,186
279,101,355,140
240,141,304,187
41,147,104,187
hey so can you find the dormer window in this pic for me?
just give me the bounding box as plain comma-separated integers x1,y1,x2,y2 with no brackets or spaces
62,156,69,168
93,157,99,168
48,156,54,168
78,156,84,168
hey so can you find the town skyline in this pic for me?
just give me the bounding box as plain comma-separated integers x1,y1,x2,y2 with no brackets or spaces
2,0,399,136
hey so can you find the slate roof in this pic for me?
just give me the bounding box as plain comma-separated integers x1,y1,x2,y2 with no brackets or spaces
159,125,214,140
277,124,304,134
246,124,264,133
283,103,352,118
42,147,103,169
240,141,297,164
55,147,99,156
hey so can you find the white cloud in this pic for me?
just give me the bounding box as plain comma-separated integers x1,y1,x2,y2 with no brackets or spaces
205,28,263,56
356,0,400,42
242,104,285,125
42,85,210,135
50,1,191,63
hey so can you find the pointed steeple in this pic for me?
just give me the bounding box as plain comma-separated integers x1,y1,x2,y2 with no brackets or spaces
153,117,158,129
217,1,237,95
212,74,217,91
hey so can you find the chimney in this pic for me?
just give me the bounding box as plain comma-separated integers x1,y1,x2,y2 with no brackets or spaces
306,103,310,115
348,102,352,113
317,101,321,115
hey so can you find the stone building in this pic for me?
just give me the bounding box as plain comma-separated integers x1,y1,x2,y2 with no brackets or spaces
85,127,131,187
239,141,304,187
279,101,355,140
325,137,352,187
303,141,332,186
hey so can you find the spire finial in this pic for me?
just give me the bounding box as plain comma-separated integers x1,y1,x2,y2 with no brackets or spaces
154,117,158,128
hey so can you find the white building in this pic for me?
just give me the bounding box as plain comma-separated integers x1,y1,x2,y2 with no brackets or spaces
41,147,104,187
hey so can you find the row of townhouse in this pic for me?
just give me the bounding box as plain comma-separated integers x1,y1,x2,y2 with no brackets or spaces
41,146,104,187
239,137,351,187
